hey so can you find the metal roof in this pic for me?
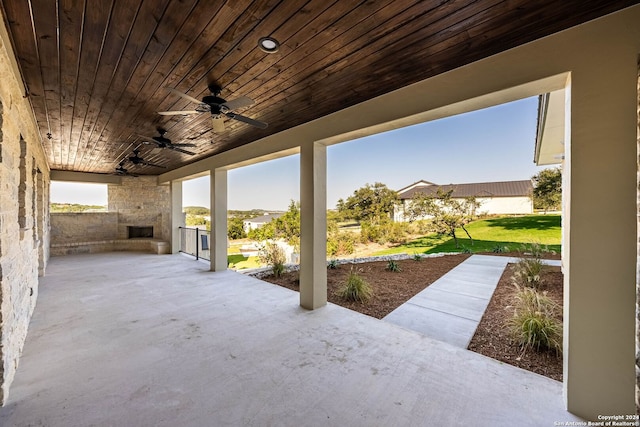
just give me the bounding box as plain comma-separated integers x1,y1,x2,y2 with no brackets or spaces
398,180,532,199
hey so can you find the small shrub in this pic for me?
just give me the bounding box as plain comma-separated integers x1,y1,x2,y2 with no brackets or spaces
409,219,433,235
336,268,373,302
386,260,402,272
258,241,287,278
508,286,562,354
327,259,339,269
412,252,423,261
381,221,410,244
327,231,356,256
359,221,382,244
461,246,472,254
359,219,410,245
512,257,545,289
492,244,508,253
520,242,555,258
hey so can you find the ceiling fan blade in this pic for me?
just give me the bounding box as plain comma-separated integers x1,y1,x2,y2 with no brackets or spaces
138,135,160,144
158,110,199,116
221,96,254,111
114,166,138,177
171,142,196,147
141,160,167,168
169,146,196,156
211,116,225,133
167,87,202,105
225,112,268,129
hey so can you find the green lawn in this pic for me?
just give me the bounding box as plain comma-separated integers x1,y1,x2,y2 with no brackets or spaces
227,253,261,270
227,241,262,269
375,214,561,255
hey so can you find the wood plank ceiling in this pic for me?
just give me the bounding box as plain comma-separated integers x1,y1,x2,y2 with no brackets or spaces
0,0,636,176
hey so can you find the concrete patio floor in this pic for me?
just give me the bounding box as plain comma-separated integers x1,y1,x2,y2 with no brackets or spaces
0,252,581,426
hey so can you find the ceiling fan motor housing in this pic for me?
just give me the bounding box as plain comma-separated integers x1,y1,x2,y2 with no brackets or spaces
203,95,227,114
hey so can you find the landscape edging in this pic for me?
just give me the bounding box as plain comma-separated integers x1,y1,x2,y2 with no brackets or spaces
242,252,463,279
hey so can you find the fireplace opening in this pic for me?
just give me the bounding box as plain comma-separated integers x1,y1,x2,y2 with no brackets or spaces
128,226,153,239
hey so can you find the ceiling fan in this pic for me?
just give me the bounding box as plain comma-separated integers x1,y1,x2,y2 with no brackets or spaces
139,128,196,156
127,148,166,169
114,161,138,177
158,84,268,132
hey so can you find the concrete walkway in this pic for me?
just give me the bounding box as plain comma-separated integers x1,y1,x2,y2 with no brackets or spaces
384,255,562,348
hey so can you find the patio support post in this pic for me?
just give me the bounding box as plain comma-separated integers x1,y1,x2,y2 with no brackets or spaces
299,141,327,310
563,50,637,416
170,180,183,254
210,168,228,271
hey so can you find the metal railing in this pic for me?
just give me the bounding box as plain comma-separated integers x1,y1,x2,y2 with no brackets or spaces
179,227,210,261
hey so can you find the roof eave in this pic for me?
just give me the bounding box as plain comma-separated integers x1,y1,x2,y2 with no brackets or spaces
534,89,566,166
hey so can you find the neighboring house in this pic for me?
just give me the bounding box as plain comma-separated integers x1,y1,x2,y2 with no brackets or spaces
394,179,533,221
243,213,284,233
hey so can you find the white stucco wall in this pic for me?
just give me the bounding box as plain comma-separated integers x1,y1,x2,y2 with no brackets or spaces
394,196,533,221
476,196,533,215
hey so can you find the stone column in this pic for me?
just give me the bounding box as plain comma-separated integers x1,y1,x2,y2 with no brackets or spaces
299,142,327,310
171,180,183,254
210,168,227,271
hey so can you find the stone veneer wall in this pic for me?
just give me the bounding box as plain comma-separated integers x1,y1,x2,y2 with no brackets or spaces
0,29,51,404
108,176,171,242
50,213,118,245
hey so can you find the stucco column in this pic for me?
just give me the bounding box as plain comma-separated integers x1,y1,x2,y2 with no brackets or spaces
170,180,183,254
210,168,227,271
563,54,637,416
299,142,327,310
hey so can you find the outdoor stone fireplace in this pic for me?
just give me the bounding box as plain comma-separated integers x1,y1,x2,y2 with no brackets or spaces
49,176,171,255
109,176,171,241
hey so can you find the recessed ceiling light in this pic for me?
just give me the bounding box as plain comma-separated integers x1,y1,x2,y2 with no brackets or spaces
258,36,280,53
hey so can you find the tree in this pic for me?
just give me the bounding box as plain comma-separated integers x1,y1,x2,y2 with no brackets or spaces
247,222,275,242
406,189,480,248
227,217,247,240
532,167,562,213
337,182,399,224
248,200,300,250
185,214,209,228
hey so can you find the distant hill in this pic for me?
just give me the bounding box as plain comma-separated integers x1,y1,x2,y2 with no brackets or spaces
50,203,107,213
184,206,284,219
183,206,210,216
228,209,283,219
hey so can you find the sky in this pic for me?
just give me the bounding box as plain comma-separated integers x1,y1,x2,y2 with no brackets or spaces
51,96,549,210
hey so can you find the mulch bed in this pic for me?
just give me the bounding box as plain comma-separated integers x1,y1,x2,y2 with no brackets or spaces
261,254,470,319
468,263,563,381
260,252,563,380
